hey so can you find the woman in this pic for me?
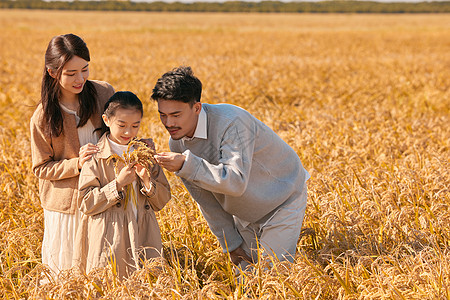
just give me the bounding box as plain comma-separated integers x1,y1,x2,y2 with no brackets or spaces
30,33,114,275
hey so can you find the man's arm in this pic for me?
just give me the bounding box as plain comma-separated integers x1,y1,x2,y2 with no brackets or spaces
157,120,257,197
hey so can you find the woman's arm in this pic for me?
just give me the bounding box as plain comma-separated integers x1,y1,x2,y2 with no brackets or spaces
30,115,80,180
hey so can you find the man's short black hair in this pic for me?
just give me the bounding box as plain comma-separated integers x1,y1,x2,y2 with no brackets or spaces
151,66,202,105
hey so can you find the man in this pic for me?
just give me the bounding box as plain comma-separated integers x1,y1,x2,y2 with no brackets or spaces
152,66,309,268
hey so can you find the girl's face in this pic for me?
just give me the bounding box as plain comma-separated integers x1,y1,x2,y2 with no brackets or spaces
102,108,142,145
51,55,89,98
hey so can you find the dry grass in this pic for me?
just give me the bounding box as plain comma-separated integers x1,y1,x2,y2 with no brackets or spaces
0,9,449,299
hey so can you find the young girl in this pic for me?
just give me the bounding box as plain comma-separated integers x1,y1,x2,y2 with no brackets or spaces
30,33,115,275
73,91,171,278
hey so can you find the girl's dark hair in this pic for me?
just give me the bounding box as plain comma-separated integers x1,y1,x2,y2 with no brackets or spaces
101,91,143,135
41,33,97,137
151,66,202,106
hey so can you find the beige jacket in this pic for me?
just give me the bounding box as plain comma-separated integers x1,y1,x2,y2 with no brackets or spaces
30,80,115,214
73,133,171,278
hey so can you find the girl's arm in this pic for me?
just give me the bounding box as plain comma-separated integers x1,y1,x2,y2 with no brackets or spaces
138,163,171,211
30,116,80,180
78,158,123,216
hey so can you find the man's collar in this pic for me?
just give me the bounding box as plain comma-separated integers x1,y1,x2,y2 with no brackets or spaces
182,106,207,141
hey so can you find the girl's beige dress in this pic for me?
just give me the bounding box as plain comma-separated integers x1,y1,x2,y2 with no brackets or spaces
73,133,171,278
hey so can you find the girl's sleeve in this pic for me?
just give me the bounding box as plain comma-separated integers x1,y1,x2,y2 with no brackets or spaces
30,115,80,180
140,164,171,211
78,158,122,216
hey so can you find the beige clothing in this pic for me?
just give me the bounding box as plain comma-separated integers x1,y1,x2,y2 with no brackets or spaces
41,104,102,275
73,133,171,278
107,136,139,220
30,80,115,214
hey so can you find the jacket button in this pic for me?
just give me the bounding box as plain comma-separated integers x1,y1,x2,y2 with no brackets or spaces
116,202,121,208
144,204,150,210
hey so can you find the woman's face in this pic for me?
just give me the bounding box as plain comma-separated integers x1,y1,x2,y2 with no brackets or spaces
53,55,89,98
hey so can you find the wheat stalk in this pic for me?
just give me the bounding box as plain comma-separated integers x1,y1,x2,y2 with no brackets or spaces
106,138,157,208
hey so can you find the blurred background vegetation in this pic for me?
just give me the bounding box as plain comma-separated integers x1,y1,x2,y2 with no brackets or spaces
0,0,449,13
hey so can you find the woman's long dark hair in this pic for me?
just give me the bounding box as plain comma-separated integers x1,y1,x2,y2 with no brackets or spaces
41,33,97,137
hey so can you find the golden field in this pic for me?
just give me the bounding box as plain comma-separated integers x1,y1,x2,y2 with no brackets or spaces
0,9,449,299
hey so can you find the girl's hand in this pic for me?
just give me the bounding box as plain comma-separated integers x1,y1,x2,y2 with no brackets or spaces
135,163,151,189
116,163,136,191
78,143,99,169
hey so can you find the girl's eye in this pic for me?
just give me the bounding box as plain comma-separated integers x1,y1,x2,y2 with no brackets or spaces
118,125,125,128
82,69,88,73
133,125,139,128
66,74,75,77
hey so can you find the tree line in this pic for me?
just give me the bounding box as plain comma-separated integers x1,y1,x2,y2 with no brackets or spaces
1,0,449,13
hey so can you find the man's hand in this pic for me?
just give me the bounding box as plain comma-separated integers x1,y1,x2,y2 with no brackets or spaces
139,138,156,151
229,246,253,266
154,152,186,172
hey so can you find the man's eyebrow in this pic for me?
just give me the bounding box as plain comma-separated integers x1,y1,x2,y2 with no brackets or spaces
158,110,182,115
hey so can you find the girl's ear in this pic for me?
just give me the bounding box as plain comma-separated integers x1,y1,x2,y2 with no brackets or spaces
102,114,110,127
47,68,57,79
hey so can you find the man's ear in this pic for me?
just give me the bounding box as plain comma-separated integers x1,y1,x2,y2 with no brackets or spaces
47,68,57,79
194,102,202,114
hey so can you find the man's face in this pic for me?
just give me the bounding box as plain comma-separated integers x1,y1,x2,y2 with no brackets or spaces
157,99,201,140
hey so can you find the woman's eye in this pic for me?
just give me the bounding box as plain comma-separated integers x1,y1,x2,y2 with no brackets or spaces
118,125,125,128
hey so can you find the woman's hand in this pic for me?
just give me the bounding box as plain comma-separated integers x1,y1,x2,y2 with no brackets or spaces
78,143,99,169
116,163,137,191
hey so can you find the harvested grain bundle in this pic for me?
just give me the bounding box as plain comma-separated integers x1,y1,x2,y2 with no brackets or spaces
106,138,157,208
